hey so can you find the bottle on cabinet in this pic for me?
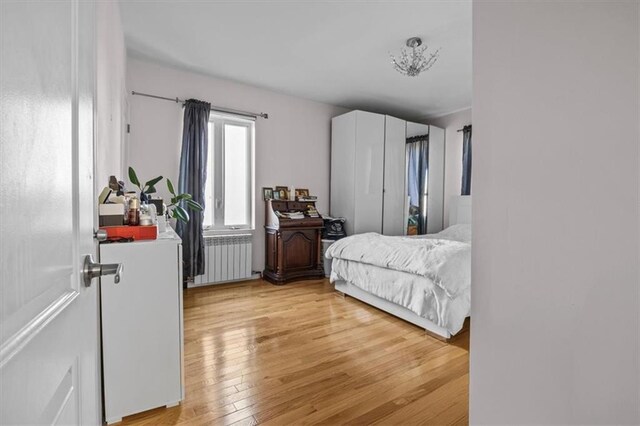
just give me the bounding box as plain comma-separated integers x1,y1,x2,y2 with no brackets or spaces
128,196,140,226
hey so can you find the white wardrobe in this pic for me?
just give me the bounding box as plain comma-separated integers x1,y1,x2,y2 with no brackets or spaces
330,110,445,236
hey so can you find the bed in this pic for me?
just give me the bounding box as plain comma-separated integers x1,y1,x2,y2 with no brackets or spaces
325,196,471,340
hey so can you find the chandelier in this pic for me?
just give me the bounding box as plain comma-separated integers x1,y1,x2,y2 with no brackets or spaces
390,37,440,77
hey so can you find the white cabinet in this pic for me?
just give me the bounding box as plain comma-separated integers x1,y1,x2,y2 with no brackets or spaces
330,110,445,236
331,111,386,235
99,230,183,424
331,111,405,236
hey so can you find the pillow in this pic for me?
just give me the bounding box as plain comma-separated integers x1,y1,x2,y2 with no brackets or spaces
435,224,471,243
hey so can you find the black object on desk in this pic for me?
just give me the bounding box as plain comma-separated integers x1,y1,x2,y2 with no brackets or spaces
322,217,347,240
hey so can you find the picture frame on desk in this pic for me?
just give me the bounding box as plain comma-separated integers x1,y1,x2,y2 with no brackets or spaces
262,187,273,201
275,186,289,200
273,191,280,200
295,188,309,200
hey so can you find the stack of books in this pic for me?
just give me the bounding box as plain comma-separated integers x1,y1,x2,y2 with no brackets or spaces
306,206,320,218
297,195,317,202
285,211,305,220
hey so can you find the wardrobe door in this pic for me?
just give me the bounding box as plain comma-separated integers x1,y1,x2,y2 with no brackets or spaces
353,111,385,234
331,112,357,236
382,115,407,236
406,122,430,235
427,125,445,233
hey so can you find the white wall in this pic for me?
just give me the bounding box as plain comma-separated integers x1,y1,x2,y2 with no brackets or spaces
427,108,471,228
95,1,126,194
471,2,639,424
126,58,346,272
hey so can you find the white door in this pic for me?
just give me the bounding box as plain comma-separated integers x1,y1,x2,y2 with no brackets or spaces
1,1,102,424
382,115,407,236
330,112,357,236
353,111,385,234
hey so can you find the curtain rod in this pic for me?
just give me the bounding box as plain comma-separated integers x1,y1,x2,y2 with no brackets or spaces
131,91,269,119
456,124,472,132
406,134,429,143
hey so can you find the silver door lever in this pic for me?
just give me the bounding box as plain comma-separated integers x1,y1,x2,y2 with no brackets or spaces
82,254,123,287
94,229,108,242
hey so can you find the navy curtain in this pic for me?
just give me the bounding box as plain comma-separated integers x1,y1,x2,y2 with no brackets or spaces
406,135,429,234
176,99,211,279
461,125,472,196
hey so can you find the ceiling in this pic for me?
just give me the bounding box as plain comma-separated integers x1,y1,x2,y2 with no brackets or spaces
120,0,471,121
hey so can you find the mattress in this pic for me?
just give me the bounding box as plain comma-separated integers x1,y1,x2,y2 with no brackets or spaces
326,224,471,334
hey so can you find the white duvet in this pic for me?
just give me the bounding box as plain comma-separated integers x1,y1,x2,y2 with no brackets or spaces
325,225,471,334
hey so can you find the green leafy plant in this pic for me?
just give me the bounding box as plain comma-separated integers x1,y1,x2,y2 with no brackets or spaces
128,166,163,203
166,178,203,223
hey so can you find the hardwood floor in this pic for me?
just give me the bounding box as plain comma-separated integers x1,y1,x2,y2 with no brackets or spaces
119,279,469,425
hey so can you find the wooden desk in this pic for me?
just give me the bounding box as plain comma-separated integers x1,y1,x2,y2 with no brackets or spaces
263,200,324,284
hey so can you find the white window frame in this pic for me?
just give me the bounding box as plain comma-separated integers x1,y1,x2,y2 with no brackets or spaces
204,113,255,233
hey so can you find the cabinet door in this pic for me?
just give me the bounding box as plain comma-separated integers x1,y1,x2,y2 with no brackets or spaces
354,111,385,234
265,229,278,272
331,112,357,236
427,125,445,233
100,241,182,422
282,230,317,270
383,115,407,236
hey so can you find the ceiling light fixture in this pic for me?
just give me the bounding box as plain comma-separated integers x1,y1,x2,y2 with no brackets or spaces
390,37,440,77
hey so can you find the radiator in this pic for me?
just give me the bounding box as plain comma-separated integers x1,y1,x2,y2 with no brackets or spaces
191,234,253,287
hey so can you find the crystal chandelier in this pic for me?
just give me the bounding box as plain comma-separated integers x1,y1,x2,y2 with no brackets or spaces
390,37,440,77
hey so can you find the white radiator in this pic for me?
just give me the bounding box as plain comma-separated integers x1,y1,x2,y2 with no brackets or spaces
190,234,253,287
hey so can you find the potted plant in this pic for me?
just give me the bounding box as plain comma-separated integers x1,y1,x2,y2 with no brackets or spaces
127,167,202,224
128,167,162,203
165,178,203,223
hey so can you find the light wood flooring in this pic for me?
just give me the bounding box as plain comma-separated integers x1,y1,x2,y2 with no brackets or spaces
118,279,469,425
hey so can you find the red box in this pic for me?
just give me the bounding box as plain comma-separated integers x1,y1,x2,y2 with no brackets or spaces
100,225,158,241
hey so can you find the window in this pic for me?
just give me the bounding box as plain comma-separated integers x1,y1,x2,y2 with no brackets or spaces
203,113,254,231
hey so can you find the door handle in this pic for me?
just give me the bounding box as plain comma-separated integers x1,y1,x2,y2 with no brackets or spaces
94,229,108,242
82,254,124,287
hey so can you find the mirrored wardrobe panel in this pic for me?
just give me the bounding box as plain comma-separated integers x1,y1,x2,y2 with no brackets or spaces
405,122,444,235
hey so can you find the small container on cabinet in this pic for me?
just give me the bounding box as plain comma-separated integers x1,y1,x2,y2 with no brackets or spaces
263,200,325,284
